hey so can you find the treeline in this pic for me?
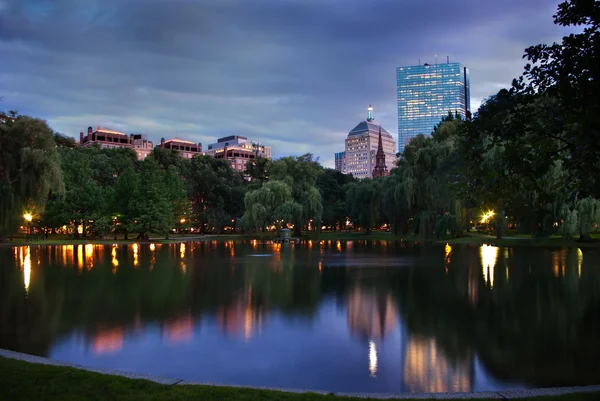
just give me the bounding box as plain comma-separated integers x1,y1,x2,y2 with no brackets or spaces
1,0,599,241
0,117,360,240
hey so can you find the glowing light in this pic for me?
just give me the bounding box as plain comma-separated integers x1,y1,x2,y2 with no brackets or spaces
77,245,83,270
85,244,94,269
480,210,495,224
23,213,33,222
22,246,31,293
133,243,139,267
369,340,378,377
336,241,342,252
444,243,452,260
180,243,186,259
150,243,156,252
111,246,119,268
85,244,94,258
180,218,186,224
480,245,498,288
577,248,583,278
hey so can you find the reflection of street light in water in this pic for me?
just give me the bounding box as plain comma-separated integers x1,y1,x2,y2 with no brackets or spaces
21,246,31,293
369,339,378,377
480,245,498,288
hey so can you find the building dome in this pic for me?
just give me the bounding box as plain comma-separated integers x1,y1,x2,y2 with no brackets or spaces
348,121,393,139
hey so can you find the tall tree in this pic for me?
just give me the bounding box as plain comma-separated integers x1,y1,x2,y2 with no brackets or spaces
516,0,600,197
0,114,64,241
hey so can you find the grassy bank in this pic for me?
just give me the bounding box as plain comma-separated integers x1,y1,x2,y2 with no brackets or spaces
1,231,401,247
442,233,600,248
1,357,599,401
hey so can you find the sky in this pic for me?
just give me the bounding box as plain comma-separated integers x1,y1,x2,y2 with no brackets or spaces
0,0,570,167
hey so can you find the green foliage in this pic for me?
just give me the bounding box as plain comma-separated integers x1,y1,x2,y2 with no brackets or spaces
129,158,176,238
345,179,382,233
0,114,64,239
517,0,600,196
435,214,461,239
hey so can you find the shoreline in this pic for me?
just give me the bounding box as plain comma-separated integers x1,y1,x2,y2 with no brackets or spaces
1,348,600,400
1,232,599,248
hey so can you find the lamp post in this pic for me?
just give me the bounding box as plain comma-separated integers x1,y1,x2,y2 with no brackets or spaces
24,213,33,242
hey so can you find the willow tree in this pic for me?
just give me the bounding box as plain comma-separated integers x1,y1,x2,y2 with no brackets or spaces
0,113,64,241
576,197,600,241
400,116,464,239
241,180,302,233
381,172,409,236
345,179,382,234
268,154,324,236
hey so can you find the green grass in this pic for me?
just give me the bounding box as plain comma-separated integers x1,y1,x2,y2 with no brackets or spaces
1,357,599,401
441,232,600,248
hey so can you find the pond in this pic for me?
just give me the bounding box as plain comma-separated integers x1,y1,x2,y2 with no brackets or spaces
1,240,600,394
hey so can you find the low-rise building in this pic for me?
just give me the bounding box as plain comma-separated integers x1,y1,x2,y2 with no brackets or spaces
157,137,203,159
80,126,133,149
131,134,154,160
205,135,272,173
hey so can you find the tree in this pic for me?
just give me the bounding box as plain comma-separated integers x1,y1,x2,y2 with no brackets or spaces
112,167,138,239
316,169,355,231
240,180,298,233
129,158,173,239
244,157,272,190
53,133,76,148
345,179,382,234
516,0,600,197
207,197,231,235
185,155,241,233
268,154,323,236
0,114,64,241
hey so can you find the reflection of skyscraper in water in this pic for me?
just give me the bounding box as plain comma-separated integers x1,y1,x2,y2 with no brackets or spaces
216,287,264,340
347,286,398,341
403,336,473,393
90,326,125,355
162,313,193,344
347,285,399,377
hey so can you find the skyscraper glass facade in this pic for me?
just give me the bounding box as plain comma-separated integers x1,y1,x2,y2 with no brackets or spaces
396,62,470,153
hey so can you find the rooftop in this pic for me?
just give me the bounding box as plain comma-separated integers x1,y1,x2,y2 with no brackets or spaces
348,121,393,139
164,137,196,145
95,127,126,136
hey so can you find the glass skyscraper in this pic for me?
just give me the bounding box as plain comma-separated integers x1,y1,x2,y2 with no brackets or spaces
396,62,470,153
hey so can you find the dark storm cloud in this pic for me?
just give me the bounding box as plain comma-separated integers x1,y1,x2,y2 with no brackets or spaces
0,0,568,165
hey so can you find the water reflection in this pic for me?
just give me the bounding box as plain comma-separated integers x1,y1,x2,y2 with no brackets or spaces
92,326,124,355
133,243,139,267
216,288,264,341
369,339,377,377
403,336,471,393
347,286,397,341
480,245,498,287
163,314,193,344
2,242,600,393
16,246,32,294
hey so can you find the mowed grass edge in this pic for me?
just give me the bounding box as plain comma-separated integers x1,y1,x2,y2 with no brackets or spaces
1,356,600,401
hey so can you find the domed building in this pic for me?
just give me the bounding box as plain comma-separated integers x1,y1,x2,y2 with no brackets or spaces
335,106,397,179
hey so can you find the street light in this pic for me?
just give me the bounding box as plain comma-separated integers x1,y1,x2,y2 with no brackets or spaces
24,213,33,242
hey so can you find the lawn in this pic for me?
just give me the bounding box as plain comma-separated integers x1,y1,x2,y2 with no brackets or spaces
1,357,599,401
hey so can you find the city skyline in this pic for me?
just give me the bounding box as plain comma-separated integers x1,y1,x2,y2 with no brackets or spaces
0,0,570,168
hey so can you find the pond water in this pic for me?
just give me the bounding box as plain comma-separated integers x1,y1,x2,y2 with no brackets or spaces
1,240,600,394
